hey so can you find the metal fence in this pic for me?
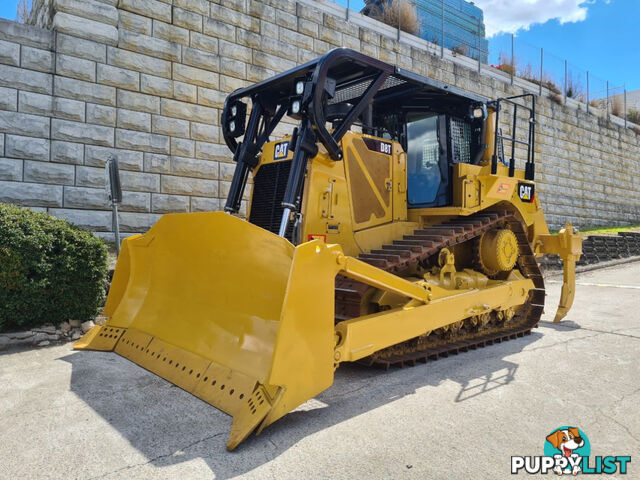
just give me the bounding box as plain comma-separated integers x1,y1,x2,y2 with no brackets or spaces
328,0,638,128
490,33,633,125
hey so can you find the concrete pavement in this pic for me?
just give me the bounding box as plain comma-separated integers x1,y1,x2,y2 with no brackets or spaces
1,261,639,479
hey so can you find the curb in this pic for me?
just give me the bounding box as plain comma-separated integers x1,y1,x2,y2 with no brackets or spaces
544,256,640,279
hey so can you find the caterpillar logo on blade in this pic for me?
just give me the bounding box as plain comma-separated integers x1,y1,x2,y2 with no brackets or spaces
518,182,535,203
274,141,290,160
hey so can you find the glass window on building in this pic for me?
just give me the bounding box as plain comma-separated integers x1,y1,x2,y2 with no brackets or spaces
363,0,489,63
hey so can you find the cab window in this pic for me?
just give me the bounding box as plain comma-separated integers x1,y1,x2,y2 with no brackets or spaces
406,115,442,206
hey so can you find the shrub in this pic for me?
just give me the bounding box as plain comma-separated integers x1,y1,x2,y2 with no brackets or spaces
496,52,516,76
0,203,108,332
565,72,584,101
495,58,563,96
550,93,564,106
611,97,623,117
590,99,603,109
452,45,468,56
627,108,640,125
368,0,420,35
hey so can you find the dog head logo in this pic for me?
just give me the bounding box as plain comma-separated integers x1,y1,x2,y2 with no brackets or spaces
546,427,585,458
544,427,590,475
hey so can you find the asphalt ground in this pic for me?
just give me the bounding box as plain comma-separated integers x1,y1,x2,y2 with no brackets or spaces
1,260,639,479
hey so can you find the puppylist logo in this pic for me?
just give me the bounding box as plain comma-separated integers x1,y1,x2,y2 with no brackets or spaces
511,427,631,475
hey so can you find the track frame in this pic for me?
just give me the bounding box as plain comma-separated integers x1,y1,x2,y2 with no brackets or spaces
334,211,546,368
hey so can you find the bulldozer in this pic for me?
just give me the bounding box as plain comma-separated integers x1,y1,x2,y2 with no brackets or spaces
75,49,582,450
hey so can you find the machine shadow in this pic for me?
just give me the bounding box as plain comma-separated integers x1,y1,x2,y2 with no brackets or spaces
538,319,582,331
61,331,541,479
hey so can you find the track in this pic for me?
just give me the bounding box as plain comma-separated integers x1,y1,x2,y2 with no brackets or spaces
334,211,545,369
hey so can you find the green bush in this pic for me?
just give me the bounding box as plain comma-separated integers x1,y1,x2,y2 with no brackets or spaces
0,203,108,332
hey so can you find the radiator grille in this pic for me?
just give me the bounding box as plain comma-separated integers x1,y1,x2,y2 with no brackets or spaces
248,160,295,240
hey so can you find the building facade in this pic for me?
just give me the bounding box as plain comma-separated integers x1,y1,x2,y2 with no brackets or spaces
364,0,489,62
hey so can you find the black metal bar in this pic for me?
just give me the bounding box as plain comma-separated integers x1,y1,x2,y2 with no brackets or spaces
491,102,500,174
492,94,536,178
496,135,529,146
222,49,489,159
310,49,394,160
526,98,536,180
509,103,517,177
106,155,122,254
224,101,263,213
362,102,373,135
498,97,534,109
332,71,389,143
278,120,318,237
256,103,287,147
281,120,317,210
472,104,487,164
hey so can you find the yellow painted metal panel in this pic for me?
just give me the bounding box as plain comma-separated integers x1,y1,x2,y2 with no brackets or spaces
114,328,153,361
260,241,343,429
335,277,534,362
74,213,345,450
342,133,394,230
104,212,294,384
73,325,124,351
103,236,139,317
340,256,428,302
228,385,273,450
192,362,258,416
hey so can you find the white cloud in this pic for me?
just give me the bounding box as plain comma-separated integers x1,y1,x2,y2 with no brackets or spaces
472,0,592,36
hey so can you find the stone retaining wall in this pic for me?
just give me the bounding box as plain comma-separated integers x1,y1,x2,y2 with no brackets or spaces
0,318,101,350
0,0,638,239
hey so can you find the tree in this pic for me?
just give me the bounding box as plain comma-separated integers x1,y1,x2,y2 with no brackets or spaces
16,0,32,23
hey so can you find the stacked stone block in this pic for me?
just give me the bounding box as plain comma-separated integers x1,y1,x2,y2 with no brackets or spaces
0,0,638,240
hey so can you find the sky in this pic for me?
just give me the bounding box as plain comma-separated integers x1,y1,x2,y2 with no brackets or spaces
0,1,19,21
1,0,637,90
477,0,640,92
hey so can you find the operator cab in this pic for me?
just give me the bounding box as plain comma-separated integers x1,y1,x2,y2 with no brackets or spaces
404,112,483,208
221,48,535,237
318,69,490,210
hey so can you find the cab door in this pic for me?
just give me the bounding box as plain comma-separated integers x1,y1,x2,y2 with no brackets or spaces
406,114,449,208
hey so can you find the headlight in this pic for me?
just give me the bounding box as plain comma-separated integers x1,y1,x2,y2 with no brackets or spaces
231,105,237,116
291,100,301,114
229,121,236,133
296,81,304,95
473,107,484,119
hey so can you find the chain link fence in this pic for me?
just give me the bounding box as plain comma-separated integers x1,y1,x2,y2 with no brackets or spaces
328,0,637,129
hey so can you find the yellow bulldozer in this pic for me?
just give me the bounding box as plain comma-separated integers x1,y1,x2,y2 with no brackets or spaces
75,49,582,450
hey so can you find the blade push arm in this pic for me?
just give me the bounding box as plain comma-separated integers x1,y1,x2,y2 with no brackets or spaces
332,253,534,363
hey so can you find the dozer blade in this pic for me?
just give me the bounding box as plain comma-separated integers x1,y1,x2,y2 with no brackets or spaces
75,212,343,450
